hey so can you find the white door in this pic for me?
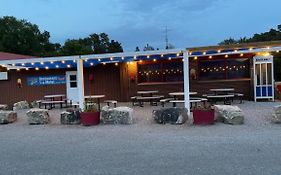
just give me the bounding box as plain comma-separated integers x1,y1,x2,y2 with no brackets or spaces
66,71,79,103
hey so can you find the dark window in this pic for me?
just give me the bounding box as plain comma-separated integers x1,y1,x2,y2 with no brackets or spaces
199,58,250,80
137,60,183,83
70,75,77,81
70,82,77,88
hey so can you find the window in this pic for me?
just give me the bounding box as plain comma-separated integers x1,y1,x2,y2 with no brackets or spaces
138,60,183,83
69,75,77,88
199,58,250,80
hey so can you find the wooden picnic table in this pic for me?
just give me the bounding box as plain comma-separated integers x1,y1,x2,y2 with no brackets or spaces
137,90,159,97
209,88,235,95
43,94,66,109
168,92,198,100
84,95,105,111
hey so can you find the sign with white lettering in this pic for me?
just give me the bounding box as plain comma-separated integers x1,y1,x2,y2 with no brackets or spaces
254,56,273,63
27,75,66,86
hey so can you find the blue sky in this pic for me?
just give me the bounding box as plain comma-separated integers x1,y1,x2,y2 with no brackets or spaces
0,0,281,51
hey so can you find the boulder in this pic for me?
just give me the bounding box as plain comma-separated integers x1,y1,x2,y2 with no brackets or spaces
61,108,80,125
26,108,50,125
13,101,30,111
30,101,40,108
272,105,281,123
101,106,134,124
214,105,244,125
152,108,188,125
0,111,17,124
0,104,8,110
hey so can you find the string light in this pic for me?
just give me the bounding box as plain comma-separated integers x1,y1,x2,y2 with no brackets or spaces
102,62,106,65
194,56,198,60
7,68,10,71
12,64,15,66
61,60,65,64
21,63,25,66
153,59,156,62
115,63,119,66
225,55,229,58
168,57,172,60
110,57,114,61
73,60,76,63
209,56,213,59
277,50,280,53
189,51,193,55
267,46,270,49
90,62,94,66
217,50,221,53
161,54,164,58
45,66,49,70
56,65,59,68
98,59,101,62
249,48,253,51
84,59,88,62
31,62,34,66
121,57,125,60
40,62,44,65
67,65,71,68
134,55,137,60
139,60,143,63
25,68,29,71
50,61,54,64
17,68,20,71
147,55,150,59
240,53,244,57
203,52,206,55
35,67,39,71
234,50,238,53
176,53,180,57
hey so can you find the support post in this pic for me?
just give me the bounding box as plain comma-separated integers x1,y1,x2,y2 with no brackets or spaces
183,51,191,116
77,57,85,110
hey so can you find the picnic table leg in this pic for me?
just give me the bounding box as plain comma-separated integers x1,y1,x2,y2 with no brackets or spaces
97,98,101,111
173,102,176,107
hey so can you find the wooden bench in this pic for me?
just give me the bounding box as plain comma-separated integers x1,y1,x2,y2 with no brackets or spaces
169,99,202,107
207,94,235,105
136,96,163,107
104,100,117,108
160,98,174,107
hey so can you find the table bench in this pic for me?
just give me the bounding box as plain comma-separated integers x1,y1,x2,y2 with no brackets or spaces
160,98,174,107
207,94,235,105
169,99,203,108
104,100,117,108
136,96,164,107
40,100,65,109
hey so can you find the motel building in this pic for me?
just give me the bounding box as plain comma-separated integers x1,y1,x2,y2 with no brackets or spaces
0,41,280,115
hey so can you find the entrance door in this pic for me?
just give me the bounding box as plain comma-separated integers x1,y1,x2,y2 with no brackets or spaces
66,71,79,103
254,55,274,101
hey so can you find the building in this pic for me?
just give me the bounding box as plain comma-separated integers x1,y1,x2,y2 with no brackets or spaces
0,41,280,109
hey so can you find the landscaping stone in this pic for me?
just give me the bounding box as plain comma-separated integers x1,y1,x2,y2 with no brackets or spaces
152,108,188,125
0,111,17,124
214,105,244,125
101,106,134,124
0,104,8,110
13,101,30,111
272,105,281,123
30,101,40,108
61,108,80,125
26,108,50,125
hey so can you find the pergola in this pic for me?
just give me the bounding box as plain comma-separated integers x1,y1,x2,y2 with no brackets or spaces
0,43,281,116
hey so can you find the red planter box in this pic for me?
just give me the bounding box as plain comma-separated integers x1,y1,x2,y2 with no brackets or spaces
80,112,100,126
193,109,215,125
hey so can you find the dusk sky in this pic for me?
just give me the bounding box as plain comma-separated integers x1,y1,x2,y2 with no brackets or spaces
0,0,281,51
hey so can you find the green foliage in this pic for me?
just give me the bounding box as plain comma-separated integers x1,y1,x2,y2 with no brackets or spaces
83,99,98,112
0,16,123,56
219,24,281,45
0,16,61,56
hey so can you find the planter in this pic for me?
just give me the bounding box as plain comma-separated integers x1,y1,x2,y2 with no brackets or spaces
80,112,100,126
193,109,214,125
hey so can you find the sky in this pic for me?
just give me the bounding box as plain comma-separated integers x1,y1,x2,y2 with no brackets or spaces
0,0,281,51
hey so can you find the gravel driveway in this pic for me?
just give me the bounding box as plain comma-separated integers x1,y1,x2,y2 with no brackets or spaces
0,101,280,175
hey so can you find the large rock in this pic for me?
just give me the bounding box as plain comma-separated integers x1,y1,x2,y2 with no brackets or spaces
13,101,30,111
152,108,188,125
26,108,50,125
0,104,8,110
61,108,80,125
214,105,244,125
101,106,134,124
30,101,40,108
272,105,281,123
0,111,17,124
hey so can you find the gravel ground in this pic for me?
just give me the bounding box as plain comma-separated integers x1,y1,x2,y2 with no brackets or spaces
0,101,281,175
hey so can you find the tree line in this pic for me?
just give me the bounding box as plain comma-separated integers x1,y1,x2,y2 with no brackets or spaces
0,16,123,57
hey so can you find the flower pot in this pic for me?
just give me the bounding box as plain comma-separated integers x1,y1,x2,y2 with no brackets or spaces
80,112,100,126
193,109,215,125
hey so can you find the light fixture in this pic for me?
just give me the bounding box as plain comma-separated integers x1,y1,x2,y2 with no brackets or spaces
189,52,193,55
277,50,280,53
21,63,25,66
84,59,88,62
209,56,213,59
225,55,229,58
134,55,137,60
56,65,59,68
40,62,44,65
45,66,49,70
90,62,94,66
35,67,39,70
139,60,143,63
16,68,20,71
7,68,10,71
249,48,253,51
61,60,65,64
25,68,29,71
234,50,238,53
50,61,54,64
161,54,164,58
194,56,198,60
217,50,221,53
110,57,114,61
115,63,119,66
147,55,150,59
203,52,206,55
31,62,34,65
240,53,244,57
176,53,180,57
121,57,125,60
98,59,101,62
153,59,156,62
168,57,172,60
267,46,270,49
73,60,76,63
182,59,184,62
102,62,106,65
67,65,71,68
12,63,15,66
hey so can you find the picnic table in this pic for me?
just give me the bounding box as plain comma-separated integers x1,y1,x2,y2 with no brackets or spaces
42,94,66,109
209,88,235,95
84,95,105,111
133,91,162,107
168,92,198,100
137,90,159,96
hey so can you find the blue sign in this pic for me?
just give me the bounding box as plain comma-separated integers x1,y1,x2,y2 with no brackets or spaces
27,75,66,86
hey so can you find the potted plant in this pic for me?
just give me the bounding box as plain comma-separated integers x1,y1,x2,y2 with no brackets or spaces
192,104,215,125
80,99,100,126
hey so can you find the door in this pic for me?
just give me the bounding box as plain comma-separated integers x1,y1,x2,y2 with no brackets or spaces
66,71,79,103
254,56,274,101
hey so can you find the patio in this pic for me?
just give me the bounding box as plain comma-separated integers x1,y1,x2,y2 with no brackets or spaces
0,101,280,175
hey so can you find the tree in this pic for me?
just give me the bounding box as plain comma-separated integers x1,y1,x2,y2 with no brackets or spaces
0,16,60,56
135,46,140,52
143,43,155,51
